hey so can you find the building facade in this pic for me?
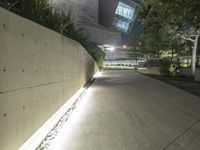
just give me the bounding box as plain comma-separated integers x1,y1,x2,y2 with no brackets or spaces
52,0,121,45
52,0,140,59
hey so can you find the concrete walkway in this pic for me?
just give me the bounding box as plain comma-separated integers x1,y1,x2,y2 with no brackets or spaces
49,70,200,150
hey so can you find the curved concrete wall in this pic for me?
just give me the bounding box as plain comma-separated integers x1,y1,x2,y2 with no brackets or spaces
0,8,98,150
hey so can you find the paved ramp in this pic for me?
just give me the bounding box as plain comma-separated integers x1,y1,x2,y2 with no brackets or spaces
49,70,200,150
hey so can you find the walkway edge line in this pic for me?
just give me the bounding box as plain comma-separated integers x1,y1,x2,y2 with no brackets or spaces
162,119,200,150
18,71,101,150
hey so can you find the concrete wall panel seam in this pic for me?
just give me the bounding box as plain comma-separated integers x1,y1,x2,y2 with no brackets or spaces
0,7,98,150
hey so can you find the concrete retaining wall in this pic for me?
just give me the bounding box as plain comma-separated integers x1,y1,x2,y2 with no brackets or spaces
0,8,98,150
195,69,200,81
179,68,193,77
140,67,200,81
179,68,200,81
139,67,161,75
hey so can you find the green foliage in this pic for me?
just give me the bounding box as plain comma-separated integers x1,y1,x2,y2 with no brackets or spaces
83,42,105,67
144,58,179,76
138,0,200,77
158,59,179,76
0,0,104,67
141,24,165,57
129,23,174,59
129,0,200,75
138,0,200,53
139,0,200,30
129,47,143,59
169,63,179,76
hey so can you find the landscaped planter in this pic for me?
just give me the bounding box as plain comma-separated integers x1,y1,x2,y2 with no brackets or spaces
179,68,200,81
195,68,200,81
179,68,193,77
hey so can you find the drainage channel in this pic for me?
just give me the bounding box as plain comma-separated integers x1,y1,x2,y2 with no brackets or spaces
35,75,97,150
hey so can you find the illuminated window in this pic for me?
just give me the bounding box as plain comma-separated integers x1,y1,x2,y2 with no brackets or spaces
115,2,135,20
115,19,129,31
113,1,136,32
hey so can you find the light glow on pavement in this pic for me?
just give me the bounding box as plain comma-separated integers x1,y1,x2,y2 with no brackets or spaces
18,71,101,150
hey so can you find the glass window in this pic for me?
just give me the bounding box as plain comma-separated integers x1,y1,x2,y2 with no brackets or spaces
115,2,135,20
113,1,136,32
115,19,130,32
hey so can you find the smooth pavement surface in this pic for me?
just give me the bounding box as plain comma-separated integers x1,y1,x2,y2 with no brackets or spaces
49,70,200,150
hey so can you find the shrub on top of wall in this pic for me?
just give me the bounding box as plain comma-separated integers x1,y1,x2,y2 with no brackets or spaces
0,0,105,67
84,42,105,68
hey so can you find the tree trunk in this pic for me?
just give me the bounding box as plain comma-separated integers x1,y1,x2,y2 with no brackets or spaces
171,49,174,62
196,41,200,67
191,35,199,76
146,52,149,68
187,55,189,67
135,56,138,69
